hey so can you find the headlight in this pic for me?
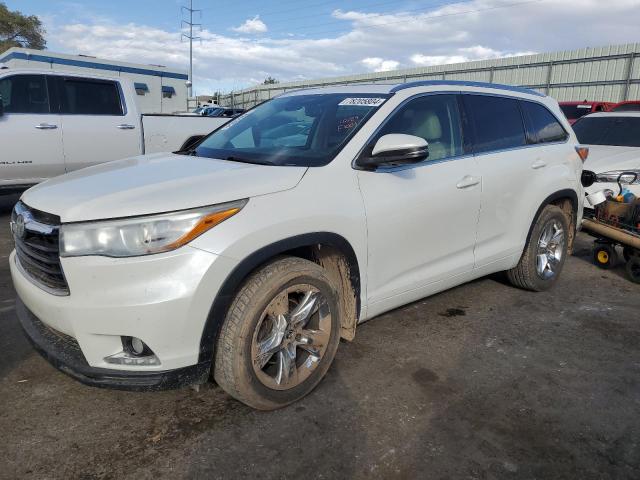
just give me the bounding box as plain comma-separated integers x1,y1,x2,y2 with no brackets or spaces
60,199,247,258
596,170,640,184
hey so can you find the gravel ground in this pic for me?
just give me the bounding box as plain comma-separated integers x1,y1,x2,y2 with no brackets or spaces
0,195,638,480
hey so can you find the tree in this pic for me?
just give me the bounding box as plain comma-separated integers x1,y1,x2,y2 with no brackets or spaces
262,76,279,85
0,2,46,54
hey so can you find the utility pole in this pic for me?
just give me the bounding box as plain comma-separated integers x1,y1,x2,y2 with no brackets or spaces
181,0,201,98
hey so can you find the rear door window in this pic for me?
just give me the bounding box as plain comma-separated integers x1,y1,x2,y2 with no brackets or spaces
0,74,50,114
521,101,568,144
59,78,123,115
463,94,526,154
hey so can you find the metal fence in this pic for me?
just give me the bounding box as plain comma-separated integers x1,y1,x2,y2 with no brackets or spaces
219,43,640,109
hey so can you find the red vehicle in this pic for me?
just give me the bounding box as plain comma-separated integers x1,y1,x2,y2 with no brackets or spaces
559,101,615,125
609,100,640,112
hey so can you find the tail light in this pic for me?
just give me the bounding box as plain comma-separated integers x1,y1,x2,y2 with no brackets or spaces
575,146,589,162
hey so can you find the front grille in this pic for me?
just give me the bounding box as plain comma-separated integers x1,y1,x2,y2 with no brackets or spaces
11,201,69,295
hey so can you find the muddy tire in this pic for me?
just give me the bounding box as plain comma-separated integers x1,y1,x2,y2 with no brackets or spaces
507,204,569,291
214,256,341,410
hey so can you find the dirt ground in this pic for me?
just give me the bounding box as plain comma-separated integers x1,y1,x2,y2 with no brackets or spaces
0,194,638,480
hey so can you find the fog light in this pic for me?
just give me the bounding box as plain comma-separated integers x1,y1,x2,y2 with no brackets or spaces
131,337,145,355
104,336,161,366
123,336,150,356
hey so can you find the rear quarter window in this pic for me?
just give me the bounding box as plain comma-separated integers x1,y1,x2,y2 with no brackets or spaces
521,101,568,144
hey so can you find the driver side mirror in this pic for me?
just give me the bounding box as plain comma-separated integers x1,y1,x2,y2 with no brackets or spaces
357,134,429,169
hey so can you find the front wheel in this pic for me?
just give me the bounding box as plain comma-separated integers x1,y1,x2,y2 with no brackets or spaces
507,204,569,291
214,256,341,410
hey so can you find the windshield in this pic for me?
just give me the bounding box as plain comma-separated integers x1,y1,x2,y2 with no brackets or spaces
194,93,389,166
560,104,593,120
573,116,640,147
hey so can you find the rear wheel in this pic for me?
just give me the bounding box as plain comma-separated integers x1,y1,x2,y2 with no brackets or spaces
214,256,341,410
507,204,569,291
626,257,640,284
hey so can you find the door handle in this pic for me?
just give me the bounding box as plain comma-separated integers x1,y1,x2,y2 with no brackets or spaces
456,175,480,189
117,124,136,130
34,123,57,130
531,160,547,169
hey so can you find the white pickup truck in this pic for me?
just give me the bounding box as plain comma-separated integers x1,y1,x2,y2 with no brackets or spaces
0,68,230,193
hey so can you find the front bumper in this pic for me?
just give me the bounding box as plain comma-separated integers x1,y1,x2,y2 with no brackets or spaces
10,243,239,376
17,297,210,391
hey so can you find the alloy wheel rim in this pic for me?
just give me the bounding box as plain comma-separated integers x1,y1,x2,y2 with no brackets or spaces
251,284,332,390
536,220,565,280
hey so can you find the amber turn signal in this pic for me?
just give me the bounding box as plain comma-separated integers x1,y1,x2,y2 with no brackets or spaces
575,146,589,162
166,207,242,250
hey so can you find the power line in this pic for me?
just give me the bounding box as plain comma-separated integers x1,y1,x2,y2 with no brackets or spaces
181,0,202,97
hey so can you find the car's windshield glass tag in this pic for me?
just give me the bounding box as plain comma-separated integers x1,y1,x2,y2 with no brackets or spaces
338,97,386,107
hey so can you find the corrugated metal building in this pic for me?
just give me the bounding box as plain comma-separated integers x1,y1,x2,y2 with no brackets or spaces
220,43,640,109
0,48,189,113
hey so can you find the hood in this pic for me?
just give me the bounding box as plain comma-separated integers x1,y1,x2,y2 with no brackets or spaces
583,145,640,173
22,153,307,222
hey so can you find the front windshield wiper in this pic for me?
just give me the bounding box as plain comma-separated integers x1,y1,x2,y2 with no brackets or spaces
174,148,198,156
224,156,274,166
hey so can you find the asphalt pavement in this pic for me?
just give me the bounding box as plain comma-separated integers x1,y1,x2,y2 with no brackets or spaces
0,195,638,480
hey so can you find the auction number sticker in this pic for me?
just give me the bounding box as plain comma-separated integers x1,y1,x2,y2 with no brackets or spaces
338,97,386,107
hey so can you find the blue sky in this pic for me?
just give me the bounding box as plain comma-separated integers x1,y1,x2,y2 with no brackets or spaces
8,1,640,94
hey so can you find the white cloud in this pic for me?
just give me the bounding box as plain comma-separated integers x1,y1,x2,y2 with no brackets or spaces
232,15,267,34
410,46,536,67
361,57,400,72
46,0,640,92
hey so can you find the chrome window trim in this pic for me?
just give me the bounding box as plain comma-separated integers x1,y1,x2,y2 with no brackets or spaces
352,89,572,173
460,92,570,157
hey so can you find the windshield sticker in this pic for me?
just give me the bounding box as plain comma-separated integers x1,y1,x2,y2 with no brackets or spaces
337,116,361,132
338,97,386,107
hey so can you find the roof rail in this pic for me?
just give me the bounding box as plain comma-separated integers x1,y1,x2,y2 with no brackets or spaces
390,80,545,97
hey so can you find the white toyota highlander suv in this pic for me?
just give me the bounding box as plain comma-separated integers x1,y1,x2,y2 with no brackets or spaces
10,81,584,409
